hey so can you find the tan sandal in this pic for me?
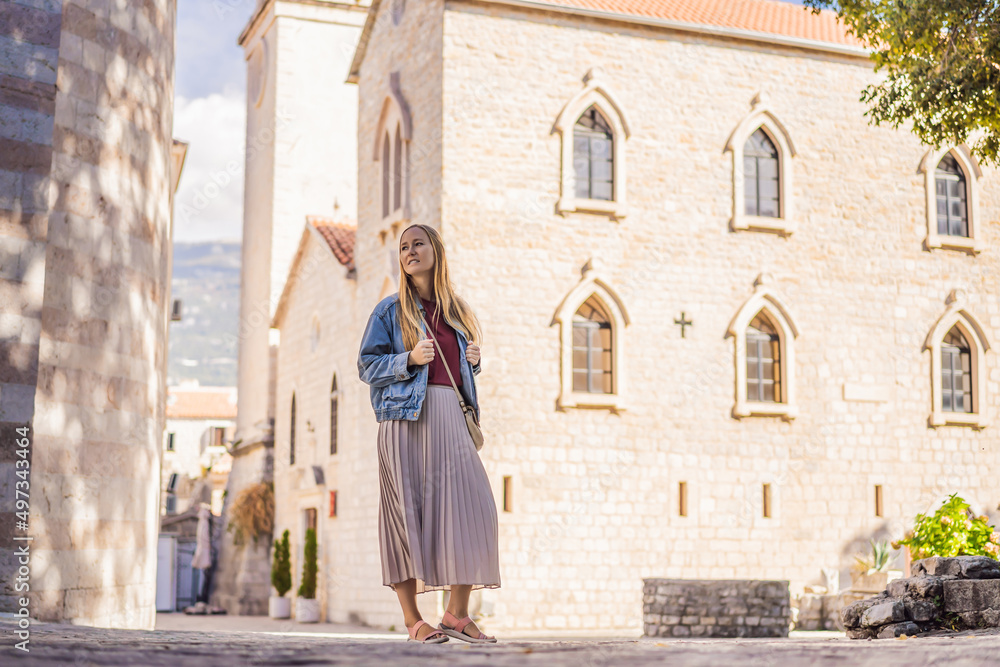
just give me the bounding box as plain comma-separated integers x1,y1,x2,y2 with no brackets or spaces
407,619,449,643
438,610,497,643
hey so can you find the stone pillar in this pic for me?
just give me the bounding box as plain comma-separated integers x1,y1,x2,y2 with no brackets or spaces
0,0,177,629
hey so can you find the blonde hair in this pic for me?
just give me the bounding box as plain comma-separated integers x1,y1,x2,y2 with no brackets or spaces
397,224,482,351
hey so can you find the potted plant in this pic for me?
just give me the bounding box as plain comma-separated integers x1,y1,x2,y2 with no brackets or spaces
850,540,896,592
295,528,320,623
269,529,292,619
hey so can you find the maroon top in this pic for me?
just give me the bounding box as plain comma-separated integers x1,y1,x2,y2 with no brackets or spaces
419,297,463,388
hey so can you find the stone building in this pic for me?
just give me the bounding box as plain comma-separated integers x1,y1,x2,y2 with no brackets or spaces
212,0,371,615
162,384,236,517
257,0,1000,634
0,0,179,628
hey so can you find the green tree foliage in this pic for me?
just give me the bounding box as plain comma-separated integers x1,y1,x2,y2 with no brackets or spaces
893,494,1000,560
271,529,292,597
298,528,318,599
804,1,1000,165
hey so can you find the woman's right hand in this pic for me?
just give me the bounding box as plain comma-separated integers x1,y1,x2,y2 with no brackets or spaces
408,339,435,366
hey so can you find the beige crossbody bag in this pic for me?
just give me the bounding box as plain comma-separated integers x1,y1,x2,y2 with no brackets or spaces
421,315,484,451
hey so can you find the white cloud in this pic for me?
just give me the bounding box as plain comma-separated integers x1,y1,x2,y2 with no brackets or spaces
172,93,246,243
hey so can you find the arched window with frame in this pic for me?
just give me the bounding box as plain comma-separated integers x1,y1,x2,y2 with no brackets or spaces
941,327,972,413
572,296,613,394
936,154,968,237
744,129,780,218
290,393,297,465
746,313,781,403
573,106,614,202
330,375,339,454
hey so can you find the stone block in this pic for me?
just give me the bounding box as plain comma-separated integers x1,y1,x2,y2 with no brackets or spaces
876,621,919,639
904,598,940,623
886,575,951,600
846,627,875,640
860,600,905,628
943,579,1000,613
912,557,1000,580
672,625,691,637
841,595,888,629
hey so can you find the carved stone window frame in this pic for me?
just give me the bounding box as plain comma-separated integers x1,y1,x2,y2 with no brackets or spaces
725,92,797,236
553,68,632,220
551,259,630,411
924,289,990,428
919,145,983,255
726,274,799,420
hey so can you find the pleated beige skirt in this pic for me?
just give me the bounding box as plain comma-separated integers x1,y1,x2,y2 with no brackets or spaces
377,384,501,593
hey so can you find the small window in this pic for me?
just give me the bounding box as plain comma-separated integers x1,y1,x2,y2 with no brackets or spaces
874,485,884,518
166,432,175,452
165,494,177,514
167,473,178,493
936,154,968,237
330,375,339,455
572,297,613,394
290,393,297,465
502,476,513,513
762,483,772,518
941,327,972,413
329,491,338,518
573,107,614,201
678,481,688,517
744,129,779,218
212,427,224,448
393,125,402,212
746,313,781,403
381,132,391,218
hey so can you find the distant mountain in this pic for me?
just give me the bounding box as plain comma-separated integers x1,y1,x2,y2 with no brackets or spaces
167,242,241,387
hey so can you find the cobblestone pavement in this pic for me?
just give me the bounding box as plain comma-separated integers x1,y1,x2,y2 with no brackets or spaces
3,618,999,666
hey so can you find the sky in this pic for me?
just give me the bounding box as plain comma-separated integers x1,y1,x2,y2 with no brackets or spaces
170,0,808,244
172,0,255,243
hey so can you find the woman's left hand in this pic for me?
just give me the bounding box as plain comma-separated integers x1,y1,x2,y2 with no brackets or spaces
466,344,480,366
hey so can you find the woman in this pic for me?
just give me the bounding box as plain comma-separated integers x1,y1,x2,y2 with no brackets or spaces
357,223,501,644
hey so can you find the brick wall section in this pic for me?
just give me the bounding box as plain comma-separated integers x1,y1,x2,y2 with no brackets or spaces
643,579,791,638
0,0,64,616
0,0,177,628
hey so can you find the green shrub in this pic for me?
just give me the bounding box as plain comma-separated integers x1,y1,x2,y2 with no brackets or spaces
297,528,318,599
893,493,999,560
271,529,291,597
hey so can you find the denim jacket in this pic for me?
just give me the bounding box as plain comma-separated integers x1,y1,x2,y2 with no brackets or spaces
357,293,481,422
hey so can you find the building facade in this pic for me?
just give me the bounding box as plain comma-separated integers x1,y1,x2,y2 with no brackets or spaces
263,0,1000,634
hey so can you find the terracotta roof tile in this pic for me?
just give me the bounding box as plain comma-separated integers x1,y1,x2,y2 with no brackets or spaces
525,0,863,47
166,386,238,420
309,216,357,272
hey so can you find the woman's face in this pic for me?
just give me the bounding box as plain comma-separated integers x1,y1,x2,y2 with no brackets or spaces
399,226,435,278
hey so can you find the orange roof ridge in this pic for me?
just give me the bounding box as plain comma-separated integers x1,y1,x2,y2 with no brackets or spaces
494,0,863,48
309,215,356,272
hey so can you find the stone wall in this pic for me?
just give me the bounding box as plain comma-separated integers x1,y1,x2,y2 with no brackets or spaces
1,0,177,629
643,579,790,638
843,557,1000,638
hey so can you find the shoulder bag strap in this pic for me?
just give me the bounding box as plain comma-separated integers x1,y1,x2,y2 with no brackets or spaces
421,314,468,409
